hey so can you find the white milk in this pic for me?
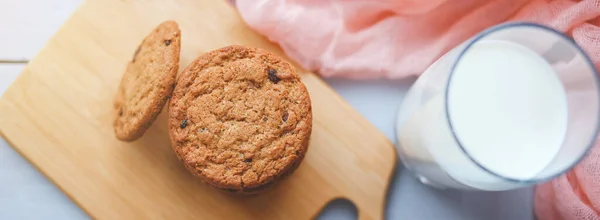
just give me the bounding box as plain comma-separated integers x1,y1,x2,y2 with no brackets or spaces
396,40,568,190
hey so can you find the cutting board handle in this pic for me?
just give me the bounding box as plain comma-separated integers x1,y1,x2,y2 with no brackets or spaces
358,205,382,220
353,197,385,220
358,212,374,220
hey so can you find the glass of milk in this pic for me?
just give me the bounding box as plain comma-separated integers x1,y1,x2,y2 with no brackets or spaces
395,22,600,191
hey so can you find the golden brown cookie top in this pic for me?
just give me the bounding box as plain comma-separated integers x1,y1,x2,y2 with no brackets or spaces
168,45,312,192
114,20,181,142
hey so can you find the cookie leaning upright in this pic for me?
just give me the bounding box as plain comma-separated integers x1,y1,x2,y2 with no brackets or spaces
168,45,312,193
113,21,181,142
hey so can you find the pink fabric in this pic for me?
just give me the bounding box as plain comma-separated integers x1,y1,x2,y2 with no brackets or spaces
236,0,600,79
234,0,600,219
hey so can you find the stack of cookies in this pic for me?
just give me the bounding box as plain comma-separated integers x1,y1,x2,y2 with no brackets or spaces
113,21,312,194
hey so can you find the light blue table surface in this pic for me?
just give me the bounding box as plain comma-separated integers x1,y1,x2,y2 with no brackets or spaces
0,72,535,219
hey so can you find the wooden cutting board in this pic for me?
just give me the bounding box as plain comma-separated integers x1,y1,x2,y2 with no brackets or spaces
0,0,397,219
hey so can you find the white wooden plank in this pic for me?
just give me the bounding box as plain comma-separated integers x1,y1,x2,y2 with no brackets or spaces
0,64,25,96
0,0,83,61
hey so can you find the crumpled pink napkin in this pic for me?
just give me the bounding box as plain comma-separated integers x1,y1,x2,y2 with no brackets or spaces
236,0,599,79
234,0,600,219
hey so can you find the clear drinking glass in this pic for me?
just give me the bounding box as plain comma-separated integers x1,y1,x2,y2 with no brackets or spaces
395,22,600,191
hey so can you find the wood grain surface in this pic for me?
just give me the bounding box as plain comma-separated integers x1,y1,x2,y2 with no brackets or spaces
0,0,397,219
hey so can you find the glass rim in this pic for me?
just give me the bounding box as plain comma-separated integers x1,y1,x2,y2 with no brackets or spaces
444,21,600,184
